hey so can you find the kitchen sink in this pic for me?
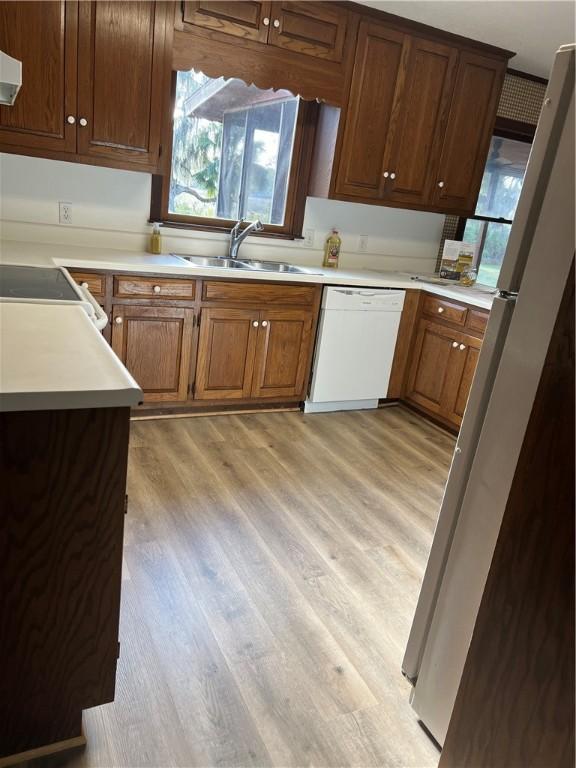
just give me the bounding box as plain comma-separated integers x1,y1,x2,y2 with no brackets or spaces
174,254,322,275
177,255,250,269
240,259,322,275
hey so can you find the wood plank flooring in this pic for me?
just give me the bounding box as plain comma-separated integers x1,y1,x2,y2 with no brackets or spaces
69,405,454,768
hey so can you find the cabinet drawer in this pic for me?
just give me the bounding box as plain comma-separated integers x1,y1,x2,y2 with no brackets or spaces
467,308,489,334
202,281,317,305
68,271,106,298
422,294,468,325
114,276,196,300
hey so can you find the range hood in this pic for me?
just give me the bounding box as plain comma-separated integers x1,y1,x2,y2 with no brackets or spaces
0,50,22,106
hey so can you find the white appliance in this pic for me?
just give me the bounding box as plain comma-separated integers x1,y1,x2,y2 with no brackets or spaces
305,286,405,413
0,264,108,331
402,44,575,745
0,50,22,106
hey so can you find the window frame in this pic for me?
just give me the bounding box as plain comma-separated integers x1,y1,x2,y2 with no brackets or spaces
455,117,535,278
150,72,319,240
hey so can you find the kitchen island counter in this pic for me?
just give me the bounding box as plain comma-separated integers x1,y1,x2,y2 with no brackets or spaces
0,301,142,412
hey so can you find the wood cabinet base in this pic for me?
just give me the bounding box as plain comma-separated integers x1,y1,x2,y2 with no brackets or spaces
0,730,86,768
0,407,130,758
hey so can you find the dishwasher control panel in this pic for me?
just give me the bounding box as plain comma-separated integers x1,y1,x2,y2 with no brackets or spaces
322,286,406,311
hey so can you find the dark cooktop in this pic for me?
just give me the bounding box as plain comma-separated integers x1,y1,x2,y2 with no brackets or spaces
0,265,80,301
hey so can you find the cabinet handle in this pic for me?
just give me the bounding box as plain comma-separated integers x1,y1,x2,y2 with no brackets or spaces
390,172,396,180
459,343,466,351
66,115,76,125
273,18,280,27
438,181,445,188
262,16,270,25
438,307,444,313
261,320,268,328
115,316,123,325
79,117,88,127
252,320,259,327
153,285,161,294
80,282,89,289
383,171,389,178
452,341,459,348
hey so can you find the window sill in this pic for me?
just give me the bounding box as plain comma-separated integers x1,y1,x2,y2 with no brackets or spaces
149,218,303,241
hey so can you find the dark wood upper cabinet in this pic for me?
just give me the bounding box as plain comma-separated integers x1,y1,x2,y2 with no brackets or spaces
267,2,348,62
182,0,348,62
432,51,506,213
384,37,458,207
0,1,77,152
76,1,168,168
182,1,272,44
334,21,408,199
323,17,511,215
0,0,169,172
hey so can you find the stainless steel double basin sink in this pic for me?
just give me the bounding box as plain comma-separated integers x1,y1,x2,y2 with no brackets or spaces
173,254,322,275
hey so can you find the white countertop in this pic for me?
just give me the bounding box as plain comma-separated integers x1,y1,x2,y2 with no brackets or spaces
0,240,497,310
0,302,142,413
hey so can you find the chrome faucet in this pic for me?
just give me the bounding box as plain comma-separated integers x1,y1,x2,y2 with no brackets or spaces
229,218,264,259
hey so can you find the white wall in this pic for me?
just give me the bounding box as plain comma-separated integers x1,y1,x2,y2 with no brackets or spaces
0,153,444,272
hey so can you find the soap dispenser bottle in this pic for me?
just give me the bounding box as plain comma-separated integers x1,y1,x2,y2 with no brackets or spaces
322,228,341,269
150,222,162,255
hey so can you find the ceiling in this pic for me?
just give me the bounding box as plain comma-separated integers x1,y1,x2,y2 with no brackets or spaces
355,1,575,78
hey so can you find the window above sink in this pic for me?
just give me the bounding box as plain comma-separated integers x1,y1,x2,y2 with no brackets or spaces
151,69,318,239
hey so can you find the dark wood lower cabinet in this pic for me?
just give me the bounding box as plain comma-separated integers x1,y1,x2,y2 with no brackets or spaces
0,406,131,759
111,305,195,403
402,294,488,430
194,307,259,400
252,308,314,398
194,306,315,401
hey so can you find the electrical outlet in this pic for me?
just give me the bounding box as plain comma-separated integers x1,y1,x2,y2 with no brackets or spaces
59,202,72,225
358,235,369,253
303,228,315,248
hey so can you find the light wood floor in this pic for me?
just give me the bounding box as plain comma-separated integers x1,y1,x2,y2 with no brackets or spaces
71,405,455,768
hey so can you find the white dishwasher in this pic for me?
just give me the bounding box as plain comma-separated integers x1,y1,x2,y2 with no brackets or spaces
304,286,405,413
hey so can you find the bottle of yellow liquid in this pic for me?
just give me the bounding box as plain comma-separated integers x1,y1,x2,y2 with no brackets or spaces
150,222,162,255
322,228,341,269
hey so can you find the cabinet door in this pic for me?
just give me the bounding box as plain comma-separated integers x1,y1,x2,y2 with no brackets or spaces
405,319,462,418
182,1,272,43
252,308,314,399
195,308,259,400
384,38,458,208
76,1,167,169
0,0,77,152
111,305,194,403
334,21,408,199
432,51,506,214
447,334,482,425
267,2,348,62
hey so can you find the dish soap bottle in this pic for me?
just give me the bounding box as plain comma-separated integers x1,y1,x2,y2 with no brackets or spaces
323,228,341,269
150,222,162,255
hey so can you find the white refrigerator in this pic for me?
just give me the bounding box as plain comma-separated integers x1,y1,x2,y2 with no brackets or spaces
402,44,575,746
